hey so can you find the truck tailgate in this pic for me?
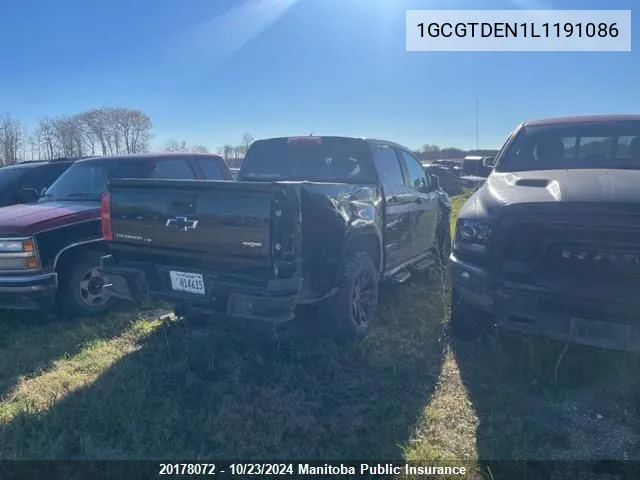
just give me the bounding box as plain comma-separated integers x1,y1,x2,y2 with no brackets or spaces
107,178,298,272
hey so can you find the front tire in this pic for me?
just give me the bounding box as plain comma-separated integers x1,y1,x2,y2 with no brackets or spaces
319,252,379,342
436,211,452,268
57,251,115,317
449,287,487,340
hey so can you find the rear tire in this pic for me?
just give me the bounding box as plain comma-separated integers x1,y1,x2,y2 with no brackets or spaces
57,251,115,318
319,252,379,342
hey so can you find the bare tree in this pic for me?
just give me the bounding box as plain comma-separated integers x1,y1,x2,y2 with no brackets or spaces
163,139,189,152
222,144,233,161
113,108,152,153
35,117,58,160
74,112,98,155
53,115,84,157
191,144,209,153
26,134,39,161
233,145,243,162
0,113,24,165
76,107,152,156
81,109,109,155
240,132,254,156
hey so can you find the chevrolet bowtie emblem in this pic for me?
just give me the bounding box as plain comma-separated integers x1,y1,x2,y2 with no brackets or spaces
165,216,199,231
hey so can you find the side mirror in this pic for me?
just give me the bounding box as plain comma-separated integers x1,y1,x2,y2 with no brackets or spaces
18,187,40,203
478,157,495,178
482,157,496,168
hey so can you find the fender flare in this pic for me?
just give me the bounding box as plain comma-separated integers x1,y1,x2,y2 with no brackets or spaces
52,238,105,271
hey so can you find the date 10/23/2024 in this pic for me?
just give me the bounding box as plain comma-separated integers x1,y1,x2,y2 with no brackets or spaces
157,463,296,476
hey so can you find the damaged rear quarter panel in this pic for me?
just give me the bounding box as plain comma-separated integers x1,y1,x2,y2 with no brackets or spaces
299,183,383,297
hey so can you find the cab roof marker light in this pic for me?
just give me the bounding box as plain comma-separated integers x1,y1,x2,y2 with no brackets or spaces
287,137,322,144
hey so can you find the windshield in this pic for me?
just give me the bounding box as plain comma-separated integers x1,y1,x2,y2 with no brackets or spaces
41,159,157,201
496,121,640,172
239,137,377,183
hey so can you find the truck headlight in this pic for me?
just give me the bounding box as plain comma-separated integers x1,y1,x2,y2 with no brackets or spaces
454,219,491,253
0,238,40,270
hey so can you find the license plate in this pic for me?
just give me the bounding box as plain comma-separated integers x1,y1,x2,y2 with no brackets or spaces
569,317,631,347
169,271,205,295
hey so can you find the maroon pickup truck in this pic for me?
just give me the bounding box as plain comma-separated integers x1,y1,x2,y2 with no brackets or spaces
0,153,232,317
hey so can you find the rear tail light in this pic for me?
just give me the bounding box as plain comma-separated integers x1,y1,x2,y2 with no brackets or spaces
101,192,112,241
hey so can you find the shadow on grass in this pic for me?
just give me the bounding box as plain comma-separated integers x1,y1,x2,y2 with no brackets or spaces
451,326,640,479
0,303,150,403
0,279,447,460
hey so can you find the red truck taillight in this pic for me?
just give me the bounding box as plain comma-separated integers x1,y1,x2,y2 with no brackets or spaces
101,192,112,241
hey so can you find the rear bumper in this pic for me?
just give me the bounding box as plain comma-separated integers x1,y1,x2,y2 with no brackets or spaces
0,272,58,310
449,252,640,352
100,255,303,323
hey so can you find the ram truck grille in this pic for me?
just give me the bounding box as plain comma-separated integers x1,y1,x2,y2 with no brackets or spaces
545,245,640,277
497,213,640,281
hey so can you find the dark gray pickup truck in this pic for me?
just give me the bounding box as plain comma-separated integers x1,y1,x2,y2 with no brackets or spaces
450,114,640,352
100,136,452,341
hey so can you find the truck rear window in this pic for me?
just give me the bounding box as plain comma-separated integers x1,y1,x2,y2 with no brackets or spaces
239,137,377,183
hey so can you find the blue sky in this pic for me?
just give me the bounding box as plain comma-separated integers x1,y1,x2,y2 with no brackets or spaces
0,0,637,151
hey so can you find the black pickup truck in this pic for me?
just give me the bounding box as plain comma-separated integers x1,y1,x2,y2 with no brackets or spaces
450,114,640,353
101,136,451,340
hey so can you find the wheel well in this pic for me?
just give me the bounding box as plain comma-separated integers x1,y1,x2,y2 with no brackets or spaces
343,234,381,272
54,241,108,272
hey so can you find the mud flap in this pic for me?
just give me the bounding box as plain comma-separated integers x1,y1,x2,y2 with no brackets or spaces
104,274,134,302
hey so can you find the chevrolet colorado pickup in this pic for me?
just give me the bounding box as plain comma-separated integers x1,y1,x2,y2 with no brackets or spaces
0,153,231,316
100,136,452,340
450,114,640,352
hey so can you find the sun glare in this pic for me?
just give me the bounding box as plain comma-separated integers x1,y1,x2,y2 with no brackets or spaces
171,0,300,69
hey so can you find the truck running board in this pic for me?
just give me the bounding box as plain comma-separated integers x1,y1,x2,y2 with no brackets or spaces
389,269,411,284
411,256,436,272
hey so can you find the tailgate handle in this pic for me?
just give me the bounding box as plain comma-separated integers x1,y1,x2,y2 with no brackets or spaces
170,200,196,212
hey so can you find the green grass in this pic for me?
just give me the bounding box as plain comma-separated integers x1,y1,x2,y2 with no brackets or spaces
0,189,639,479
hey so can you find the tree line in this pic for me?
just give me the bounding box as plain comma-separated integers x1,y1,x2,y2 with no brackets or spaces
161,133,254,168
0,108,153,164
416,143,498,161
0,107,496,167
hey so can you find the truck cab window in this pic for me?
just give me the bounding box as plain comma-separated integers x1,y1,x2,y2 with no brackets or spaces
400,150,428,191
22,164,69,192
196,158,224,179
371,144,404,188
149,159,195,179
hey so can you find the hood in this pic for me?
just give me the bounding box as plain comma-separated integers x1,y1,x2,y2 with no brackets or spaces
461,169,640,221
0,201,99,236
486,169,640,205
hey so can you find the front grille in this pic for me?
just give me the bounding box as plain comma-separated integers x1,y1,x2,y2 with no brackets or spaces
497,212,640,280
544,244,640,277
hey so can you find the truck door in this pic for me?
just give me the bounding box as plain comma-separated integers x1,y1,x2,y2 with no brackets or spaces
370,143,414,270
396,149,439,258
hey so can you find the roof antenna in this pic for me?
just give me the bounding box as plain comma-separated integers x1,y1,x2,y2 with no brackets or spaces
309,131,315,136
